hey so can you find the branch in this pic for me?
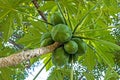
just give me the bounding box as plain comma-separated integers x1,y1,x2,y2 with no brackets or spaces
32,0,47,21
0,42,60,68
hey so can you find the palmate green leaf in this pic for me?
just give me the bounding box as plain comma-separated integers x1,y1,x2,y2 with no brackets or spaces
43,53,53,71
103,0,119,16
39,1,56,12
0,0,28,9
0,47,15,57
17,20,48,48
0,12,14,42
104,68,119,80
73,0,100,34
96,47,114,67
47,69,63,80
0,0,25,19
14,13,23,27
96,40,120,51
82,44,97,71
47,67,70,80
0,67,26,80
96,30,115,42
88,29,115,42
83,72,94,80
0,0,27,42
103,0,117,8
60,0,78,15
0,68,15,80
0,8,11,19
0,0,12,9
103,0,112,7
17,26,41,48
92,40,120,67
78,27,115,43
30,20,47,33
59,0,79,25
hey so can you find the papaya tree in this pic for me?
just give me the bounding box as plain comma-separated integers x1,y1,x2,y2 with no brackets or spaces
0,0,120,80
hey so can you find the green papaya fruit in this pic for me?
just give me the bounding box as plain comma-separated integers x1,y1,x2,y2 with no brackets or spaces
40,32,51,43
51,24,72,43
72,38,87,56
40,32,54,47
51,12,64,25
40,38,54,47
52,47,69,66
64,40,78,54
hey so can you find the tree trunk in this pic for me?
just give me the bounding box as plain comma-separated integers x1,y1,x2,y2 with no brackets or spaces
0,42,60,68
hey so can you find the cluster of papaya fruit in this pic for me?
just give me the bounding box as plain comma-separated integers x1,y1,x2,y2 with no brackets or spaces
40,12,87,67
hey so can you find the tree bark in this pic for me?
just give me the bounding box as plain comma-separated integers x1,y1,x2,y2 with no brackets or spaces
0,42,60,68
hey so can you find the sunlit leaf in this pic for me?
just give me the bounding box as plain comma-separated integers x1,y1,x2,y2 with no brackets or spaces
43,54,53,71
30,20,47,33
0,0,120,80
91,40,120,67
39,1,56,11
82,44,97,71
47,67,70,80
84,72,95,80
17,26,41,48
0,47,15,57
0,12,14,42
104,68,119,80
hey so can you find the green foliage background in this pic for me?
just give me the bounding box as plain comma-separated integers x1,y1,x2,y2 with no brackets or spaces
0,0,120,80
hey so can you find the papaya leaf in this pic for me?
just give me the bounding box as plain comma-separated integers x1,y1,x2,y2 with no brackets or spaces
0,68,15,80
14,13,23,27
17,26,41,48
83,72,95,80
47,67,71,80
40,53,51,59
96,39,120,51
0,9,11,19
43,54,53,71
82,44,97,71
30,20,47,32
39,1,56,12
91,40,119,67
0,12,14,42
0,67,25,80
0,47,15,57
104,68,119,80
73,0,101,34
103,0,117,8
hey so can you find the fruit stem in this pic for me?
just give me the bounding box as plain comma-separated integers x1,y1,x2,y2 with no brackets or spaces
70,55,74,80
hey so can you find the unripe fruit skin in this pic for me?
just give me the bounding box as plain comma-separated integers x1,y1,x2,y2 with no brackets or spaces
64,40,78,54
72,38,87,55
51,24,72,43
40,32,54,47
40,38,54,47
52,47,69,66
51,12,64,25
40,32,51,43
